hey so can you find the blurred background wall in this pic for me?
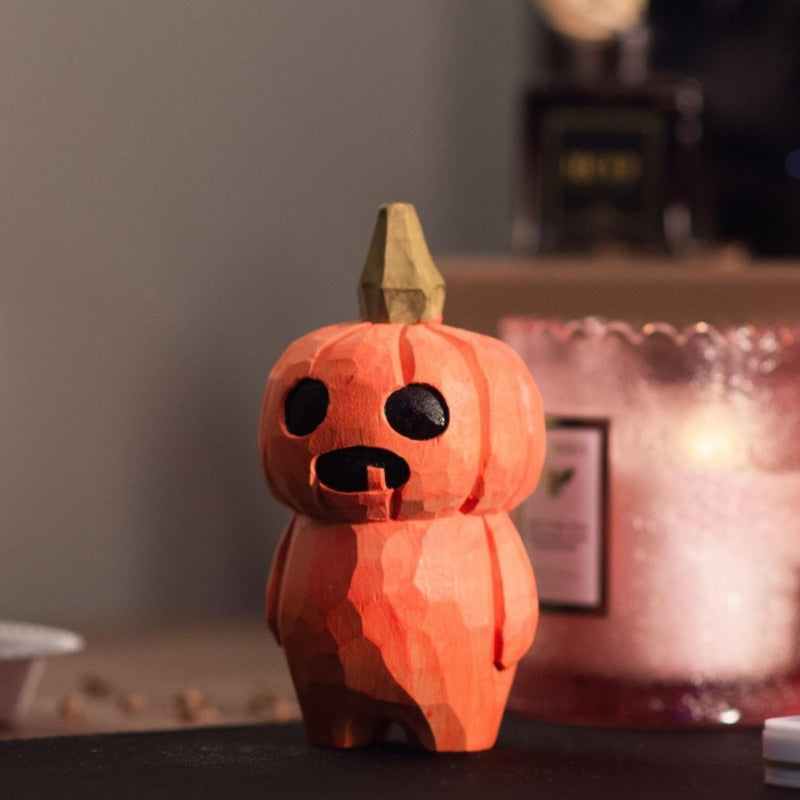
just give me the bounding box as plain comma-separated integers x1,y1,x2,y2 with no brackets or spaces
3,0,799,632
0,1,537,629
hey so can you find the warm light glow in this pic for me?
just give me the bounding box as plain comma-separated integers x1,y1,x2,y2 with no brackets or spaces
534,0,647,42
718,708,742,725
677,403,748,468
507,315,800,725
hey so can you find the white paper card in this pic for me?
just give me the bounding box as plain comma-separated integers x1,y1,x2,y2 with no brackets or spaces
521,417,609,613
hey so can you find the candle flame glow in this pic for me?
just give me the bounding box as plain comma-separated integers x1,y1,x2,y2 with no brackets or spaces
678,404,748,468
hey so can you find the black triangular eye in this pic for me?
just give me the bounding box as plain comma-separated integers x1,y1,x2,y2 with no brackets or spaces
385,383,449,440
284,378,328,436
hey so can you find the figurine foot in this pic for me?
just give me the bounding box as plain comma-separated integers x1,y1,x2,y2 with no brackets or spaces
301,697,502,752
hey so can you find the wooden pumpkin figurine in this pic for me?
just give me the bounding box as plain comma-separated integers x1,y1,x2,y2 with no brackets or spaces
259,203,545,752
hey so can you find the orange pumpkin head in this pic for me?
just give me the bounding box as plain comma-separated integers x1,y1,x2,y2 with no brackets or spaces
259,204,545,523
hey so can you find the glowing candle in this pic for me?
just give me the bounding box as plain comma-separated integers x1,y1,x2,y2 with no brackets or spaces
502,318,800,726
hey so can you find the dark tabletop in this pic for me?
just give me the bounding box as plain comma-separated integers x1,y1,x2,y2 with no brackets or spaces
0,714,784,800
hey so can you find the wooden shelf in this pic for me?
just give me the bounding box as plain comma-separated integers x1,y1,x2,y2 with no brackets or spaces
438,254,800,336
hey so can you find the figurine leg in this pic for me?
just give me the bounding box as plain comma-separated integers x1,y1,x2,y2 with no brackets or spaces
299,688,459,750
381,704,470,752
400,673,515,752
301,693,503,751
298,684,392,748
404,708,502,752
400,711,473,752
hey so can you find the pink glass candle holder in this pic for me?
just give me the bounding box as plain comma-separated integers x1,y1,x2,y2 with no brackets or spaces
501,317,800,727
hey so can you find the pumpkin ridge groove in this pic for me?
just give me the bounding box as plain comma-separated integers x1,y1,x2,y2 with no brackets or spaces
482,514,506,669
307,321,372,373
428,325,490,511
398,325,416,385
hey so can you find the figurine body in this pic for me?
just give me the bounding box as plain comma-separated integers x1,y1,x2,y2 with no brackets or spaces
267,512,534,751
260,204,545,751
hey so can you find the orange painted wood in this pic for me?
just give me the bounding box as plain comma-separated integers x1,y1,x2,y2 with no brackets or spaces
260,320,545,751
259,321,544,523
259,204,545,751
266,512,537,751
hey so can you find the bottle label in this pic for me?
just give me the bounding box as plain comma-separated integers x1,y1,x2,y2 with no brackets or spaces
521,416,610,614
539,105,667,245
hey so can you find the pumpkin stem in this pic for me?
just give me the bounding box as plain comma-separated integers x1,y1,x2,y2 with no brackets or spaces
358,203,446,324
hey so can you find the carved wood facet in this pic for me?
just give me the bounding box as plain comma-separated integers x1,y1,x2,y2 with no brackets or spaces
260,204,545,751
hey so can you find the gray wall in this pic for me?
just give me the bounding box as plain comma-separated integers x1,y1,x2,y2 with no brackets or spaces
0,1,537,629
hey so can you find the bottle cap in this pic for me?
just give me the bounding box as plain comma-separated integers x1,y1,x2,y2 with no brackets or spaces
764,716,800,789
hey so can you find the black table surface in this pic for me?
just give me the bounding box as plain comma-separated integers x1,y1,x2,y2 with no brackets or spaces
0,715,785,800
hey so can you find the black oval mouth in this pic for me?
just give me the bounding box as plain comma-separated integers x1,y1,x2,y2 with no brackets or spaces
316,446,410,493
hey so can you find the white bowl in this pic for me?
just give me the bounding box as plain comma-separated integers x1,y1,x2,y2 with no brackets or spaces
0,621,84,725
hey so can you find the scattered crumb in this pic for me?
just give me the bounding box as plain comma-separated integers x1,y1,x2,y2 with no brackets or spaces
174,688,205,714
81,674,113,698
248,692,299,722
55,678,294,728
117,692,148,716
715,240,752,271
58,694,85,721
173,689,218,724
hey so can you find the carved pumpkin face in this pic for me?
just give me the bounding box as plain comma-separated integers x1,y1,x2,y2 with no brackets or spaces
260,203,545,523
259,318,545,523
